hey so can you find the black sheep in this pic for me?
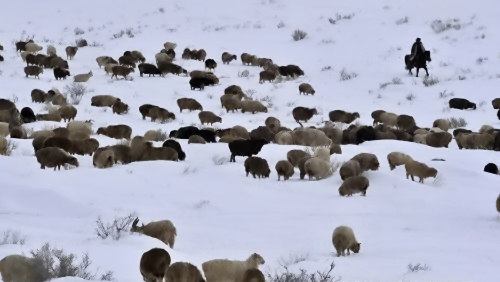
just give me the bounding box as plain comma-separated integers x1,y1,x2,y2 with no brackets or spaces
170,126,217,143
162,139,186,161
355,126,376,144
20,107,36,123
497,109,500,120
484,163,498,174
228,139,268,162
138,63,162,77
204,59,217,71
53,67,70,80
448,98,476,110
493,134,500,151
189,77,205,91
0,54,4,62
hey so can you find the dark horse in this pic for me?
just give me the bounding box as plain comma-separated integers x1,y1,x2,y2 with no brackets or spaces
404,50,431,77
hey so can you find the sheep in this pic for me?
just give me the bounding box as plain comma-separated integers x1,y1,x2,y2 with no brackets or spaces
479,125,494,134
15,40,34,52
484,163,498,174
176,98,203,113
164,42,177,50
0,254,38,282
259,70,276,83
425,131,453,148
156,52,173,64
162,139,186,161
24,65,43,78
48,89,68,105
192,49,207,61
0,122,10,137
188,135,206,144
432,118,451,132
221,94,242,113
91,95,119,107
139,248,171,282
92,149,115,168
56,105,77,122
19,107,36,123
378,112,398,127
413,133,427,145
111,66,134,79
249,126,274,143
68,131,90,140
240,53,258,65
198,111,222,125
96,56,116,68
497,194,500,218
339,160,362,181
229,125,250,140
32,136,50,153
118,54,137,67
304,157,333,180
224,84,244,95
329,110,360,124
278,64,305,77
65,46,78,60
69,138,99,156
127,50,146,63
275,160,295,181
449,98,476,110
339,175,370,197
228,139,268,162
45,44,57,56
189,77,205,90
138,63,162,77
205,59,217,71
10,126,27,139
0,108,19,124
387,152,413,170
453,128,472,137
350,153,379,172
53,127,70,138
0,99,16,111
264,116,281,133
24,42,43,53
35,147,79,170
244,156,271,179
144,130,167,142
66,120,93,136
241,100,268,114
298,83,315,95
286,150,311,167
165,262,205,282
96,124,132,140
21,51,33,62
53,67,71,80
291,128,332,148
202,253,265,282
149,107,176,123
43,136,72,152
218,136,242,143
73,71,93,82
473,133,495,150
394,114,416,131
491,98,500,109
105,144,132,164
104,63,120,75
332,226,361,257
170,126,216,143
158,62,188,76
112,100,129,115
312,147,331,163
30,89,48,103
131,218,177,248
292,107,318,123
50,56,69,69
275,130,293,145
221,52,237,64
138,142,179,162
405,160,438,183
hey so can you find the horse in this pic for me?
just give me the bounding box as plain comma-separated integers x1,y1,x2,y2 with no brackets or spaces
404,50,431,77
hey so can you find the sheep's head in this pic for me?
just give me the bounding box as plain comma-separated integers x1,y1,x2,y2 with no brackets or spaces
428,168,438,178
96,128,105,135
338,186,346,196
130,217,144,232
66,156,79,167
369,159,380,171
248,253,265,265
350,242,361,253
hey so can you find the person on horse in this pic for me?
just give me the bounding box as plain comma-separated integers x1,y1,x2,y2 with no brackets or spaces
409,37,426,63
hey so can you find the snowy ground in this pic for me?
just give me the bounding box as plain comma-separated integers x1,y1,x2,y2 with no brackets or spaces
1,0,500,281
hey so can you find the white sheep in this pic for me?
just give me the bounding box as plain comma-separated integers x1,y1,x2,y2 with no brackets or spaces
155,52,172,64
275,130,292,145
332,226,361,257
429,127,444,133
413,133,427,144
0,254,35,282
73,71,93,82
432,118,451,132
131,218,177,248
312,147,330,163
202,253,265,282
387,151,413,170
163,42,177,50
479,124,494,134
46,45,57,56
304,157,334,180
20,51,33,62
67,120,93,136
379,112,398,127
24,42,43,54
0,122,9,137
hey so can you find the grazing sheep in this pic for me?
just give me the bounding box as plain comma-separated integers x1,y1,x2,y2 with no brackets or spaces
240,53,258,66
24,65,43,78
189,77,206,90
162,139,186,161
111,66,134,79
35,111,61,123
202,253,265,282
205,59,217,71
171,126,216,143
20,107,36,123
164,42,177,50
49,56,69,69
198,111,222,125
275,130,292,145
379,112,398,127
138,142,179,162
425,131,453,148
65,46,78,60
304,157,334,180
118,55,137,68
224,85,244,95
140,248,171,282
292,107,318,123
10,126,27,139
291,128,332,147
106,144,132,164
241,100,268,114
25,42,43,53
21,51,33,62
112,100,129,115
395,114,416,131
286,150,311,167
144,130,166,142
249,126,274,143
351,153,379,172
156,52,173,65
97,124,132,140
339,175,370,197
484,163,498,174
387,152,413,170
53,67,71,80
221,52,237,64
158,62,188,76
67,120,93,136
131,218,177,248
192,49,207,61
138,63,162,77
165,262,205,282
32,136,50,152
96,56,116,68
91,95,119,107
298,83,315,95
0,108,19,124
405,160,438,183
228,139,268,162
31,89,48,103
139,104,157,120
275,160,295,181
312,147,331,163
220,95,242,113
330,143,342,154
70,138,99,156
279,64,305,77
0,254,38,282
329,110,360,124
43,136,72,152
35,147,79,170
188,135,206,144
93,149,115,168
449,98,476,110
104,63,120,75
46,44,57,56
229,125,250,140
53,127,70,138
244,156,271,179
73,71,93,82
48,89,68,105
259,70,276,83
149,107,176,123
479,125,494,134
339,160,362,181
177,98,203,112
332,226,361,257
57,105,77,122
432,118,451,132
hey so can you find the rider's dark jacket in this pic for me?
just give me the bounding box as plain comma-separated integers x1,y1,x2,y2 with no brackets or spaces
410,42,425,58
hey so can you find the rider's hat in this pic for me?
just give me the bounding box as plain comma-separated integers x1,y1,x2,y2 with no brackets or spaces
416,38,421,42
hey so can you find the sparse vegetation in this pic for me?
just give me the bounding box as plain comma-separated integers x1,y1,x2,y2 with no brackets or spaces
395,16,409,25
406,93,415,101
112,28,135,39
379,77,403,89
277,21,285,28
339,68,358,81
212,155,229,165
95,212,137,240
438,90,454,99
292,29,307,41
448,117,468,128
238,70,250,78
0,230,26,245
266,262,340,282
328,13,355,24
277,253,310,267
64,82,87,105
430,18,463,33
407,263,431,273
74,27,85,35
321,66,332,71
1,139,18,156
422,76,439,87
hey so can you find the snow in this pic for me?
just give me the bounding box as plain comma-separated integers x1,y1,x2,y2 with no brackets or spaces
1,0,500,281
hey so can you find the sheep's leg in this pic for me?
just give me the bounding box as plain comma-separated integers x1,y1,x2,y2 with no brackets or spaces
410,174,415,181
419,177,424,183
424,67,429,77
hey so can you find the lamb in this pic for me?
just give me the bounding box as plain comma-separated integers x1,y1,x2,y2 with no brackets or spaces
449,98,476,110
339,175,370,197
111,66,134,79
332,226,361,257
140,248,171,282
73,71,93,82
144,130,167,142
304,157,334,180
292,106,318,123
24,42,43,53
162,139,186,161
96,124,132,140
67,120,93,136
113,100,129,115
93,149,115,168
202,253,265,282
138,63,162,77
221,52,237,64
205,59,217,71
240,53,258,66
425,131,453,148
405,160,438,183
350,153,379,172
432,118,451,132
165,262,205,282
53,67,71,80
24,65,43,78
291,128,332,147
188,135,206,144
149,107,176,123
198,111,222,125
328,110,360,124
240,100,268,114
298,83,315,95
96,56,116,68
0,254,38,282
177,98,203,113
57,105,77,122
259,70,276,83
228,139,268,162
387,152,413,170
20,107,36,123
64,46,78,60
249,126,274,143
484,163,498,174
339,160,362,180
91,95,119,107
31,89,48,103
275,160,295,181
131,218,177,248
35,147,79,170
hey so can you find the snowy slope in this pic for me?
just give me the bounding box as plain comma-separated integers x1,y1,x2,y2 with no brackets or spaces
1,0,500,281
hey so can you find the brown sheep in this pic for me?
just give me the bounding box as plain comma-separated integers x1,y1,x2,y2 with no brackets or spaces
118,55,136,68
240,100,268,114
292,107,318,123
229,125,251,140
53,127,70,138
111,65,134,79
332,226,361,257
472,133,495,150
258,58,273,67
350,153,379,172
43,136,72,152
111,100,128,115
339,160,362,180
387,152,413,170
298,83,315,95
242,269,265,282
425,131,453,148
221,94,241,113
96,124,132,140
31,89,48,103
198,111,222,125
91,95,119,107
68,131,91,140
57,105,77,122
93,149,115,168
244,156,271,179
250,126,275,143
192,49,207,61
296,156,312,180
240,53,258,65
165,262,205,282
65,46,78,60
265,116,281,133
48,90,68,106
221,52,237,64
328,110,360,124
330,143,342,154
396,114,417,131
158,62,188,76
339,175,370,196
24,65,43,78
149,107,176,123
36,111,62,122
32,136,50,153
405,160,438,183
139,104,158,120
496,194,500,217
131,217,177,247
104,63,120,75
492,98,500,109
35,147,79,170
371,110,386,126
140,248,171,282
259,70,276,83
177,98,203,112
69,138,99,156
106,144,133,164
96,56,116,68
30,129,55,139
10,126,27,139
0,254,38,282
275,160,295,181
224,85,244,95
432,118,451,132
188,135,206,144
138,142,179,162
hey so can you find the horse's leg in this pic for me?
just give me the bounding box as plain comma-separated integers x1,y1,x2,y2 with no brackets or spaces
424,67,429,77
415,67,419,77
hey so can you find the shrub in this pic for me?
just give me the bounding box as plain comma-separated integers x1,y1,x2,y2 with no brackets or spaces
212,155,229,165
292,29,307,41
1,139,18,156
0,230,26,245
266,262,340,282
448,117,467,129
95,212,137,240
339,69,358,81
407,263,431,273
64,82,87,105
422,76,439,87
395,16,409,25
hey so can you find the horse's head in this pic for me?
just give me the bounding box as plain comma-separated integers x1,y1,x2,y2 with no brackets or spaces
424,50,431,62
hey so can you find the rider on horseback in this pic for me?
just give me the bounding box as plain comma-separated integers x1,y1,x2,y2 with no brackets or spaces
409,38,426,63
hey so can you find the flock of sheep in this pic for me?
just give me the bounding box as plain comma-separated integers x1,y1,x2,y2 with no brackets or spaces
1,32,500,282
